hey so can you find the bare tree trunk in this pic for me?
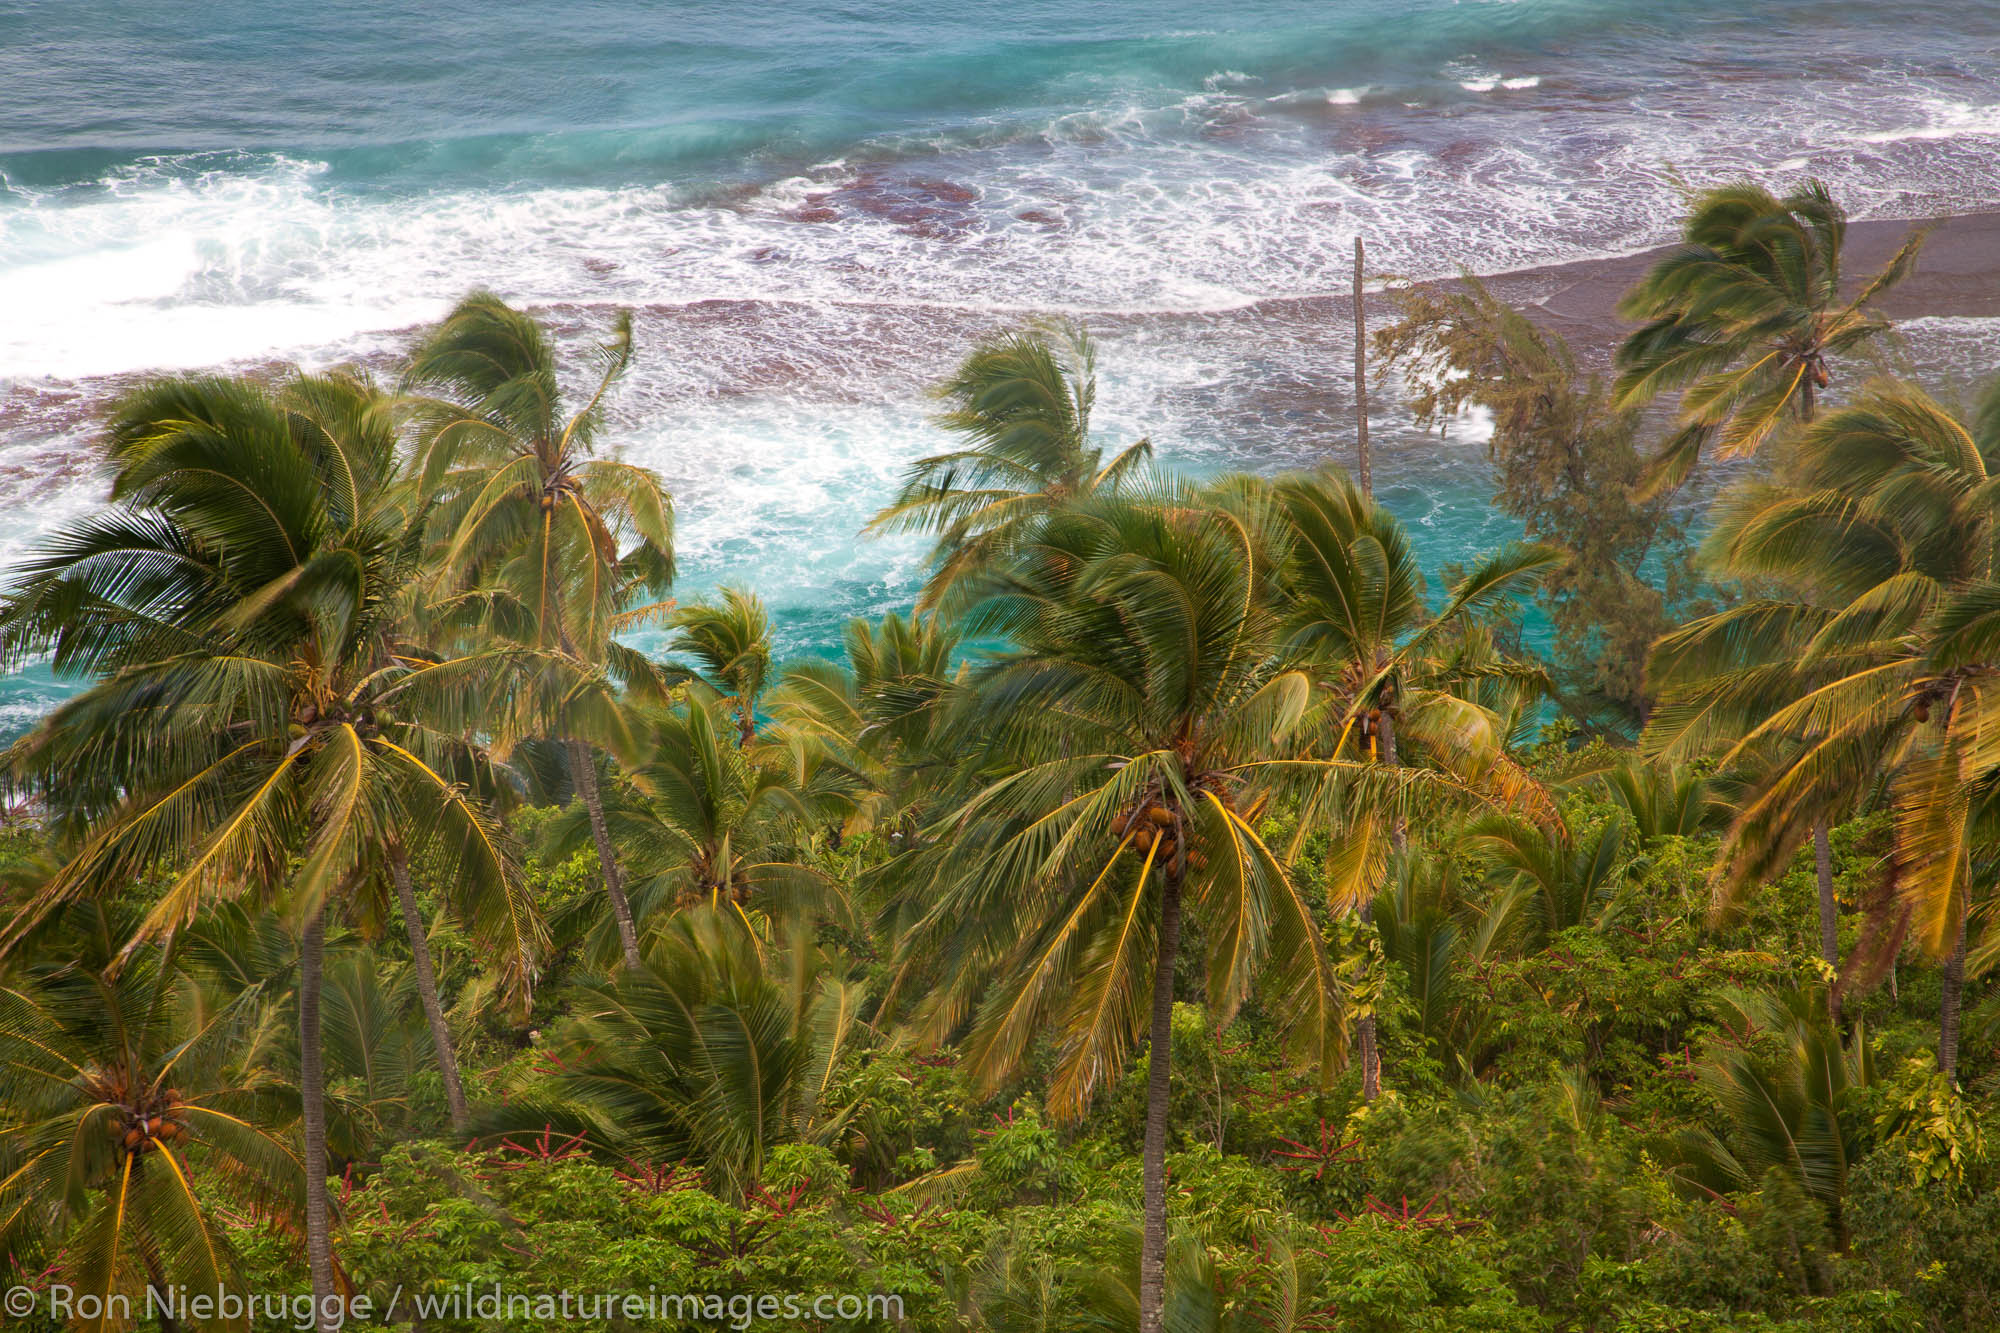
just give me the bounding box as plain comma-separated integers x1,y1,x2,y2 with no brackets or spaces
300,907,338,1333
567,738,643,970
1814,820,1840,1020
1940,908,1968,1082
389,847,471,1133
1353,236,1371,497
1138,860,1187,1333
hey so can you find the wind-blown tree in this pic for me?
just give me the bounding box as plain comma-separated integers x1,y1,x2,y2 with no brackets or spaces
1369,853,1525,1080
1646,379,2000,1075
172,905,446,1160
0,953,307,1328
318,946,457,1157
1598,756,1727,843
667,586,773,745
1615,178,1923,496
866,324,1152,609
1260,468,1559,1100
1659,986,1874,1249
406,293,676,972
1464,811,1630,947
1617,183,1920,987
541,695,845,966
485,908,869,1200
0,373,545,1327
767,609,963,841
886,489,1346,1333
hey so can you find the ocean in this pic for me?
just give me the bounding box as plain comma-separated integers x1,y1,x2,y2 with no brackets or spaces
2,0,1998,723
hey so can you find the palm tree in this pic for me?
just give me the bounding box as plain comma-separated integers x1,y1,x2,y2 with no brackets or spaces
485,908,868,1200
766,609,963,840
541,694,845,965
1047,1227,1314,1333
174,905,449,1158
0,947,306,1325
1598,755,1725,842
866,324,1152,609
1464,811,1629,946
667,586,773,745
1646,378,2000,1075
406,292,676,972
1614,178,1923,496
0,372,545,1327
887,489,1345,1333
1659,986,1874,1248
1261,468,1559,1100
1615,180,1920,985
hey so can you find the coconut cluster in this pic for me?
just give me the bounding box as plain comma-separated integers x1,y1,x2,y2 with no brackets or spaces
1111,803,1208,870
111,1089,190,1156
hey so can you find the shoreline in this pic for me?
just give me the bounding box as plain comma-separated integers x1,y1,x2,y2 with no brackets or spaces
1,209,1993,478
1464,211,2000,356
1223,210,2000,373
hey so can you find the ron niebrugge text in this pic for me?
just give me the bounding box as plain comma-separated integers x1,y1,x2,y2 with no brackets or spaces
9,1283,907,1329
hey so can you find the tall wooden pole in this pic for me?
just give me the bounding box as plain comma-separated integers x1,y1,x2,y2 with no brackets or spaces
1353,235,1371,496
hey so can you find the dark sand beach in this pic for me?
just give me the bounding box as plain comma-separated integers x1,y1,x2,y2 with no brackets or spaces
1486,211,2000,349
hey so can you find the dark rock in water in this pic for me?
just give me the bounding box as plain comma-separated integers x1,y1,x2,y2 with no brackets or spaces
817,172,984,238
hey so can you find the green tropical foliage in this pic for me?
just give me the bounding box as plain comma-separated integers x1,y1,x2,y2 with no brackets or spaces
541,694,844,966
667,587,775,744
1376,275,1706,724
0,179,1995,1333
484,909,866,1200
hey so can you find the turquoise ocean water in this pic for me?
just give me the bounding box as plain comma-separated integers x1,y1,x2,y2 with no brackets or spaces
2,0,1998,719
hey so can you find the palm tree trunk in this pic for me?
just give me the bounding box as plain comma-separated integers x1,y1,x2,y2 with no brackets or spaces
568,738,643,970
299,906,338,1333
1814,820,1840,1019
1354,961,1381,1102
1352,235,1371,497
141,1241,182,1333
1940,908,1968,1082
549,584,643,972
1353,709,1400,1103
388,847,471,1134
1138,860,1187,1333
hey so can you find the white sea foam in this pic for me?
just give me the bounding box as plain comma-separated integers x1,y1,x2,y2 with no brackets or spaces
1457,72,1540,92
1851,98,2000,144
2,55,1996,396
